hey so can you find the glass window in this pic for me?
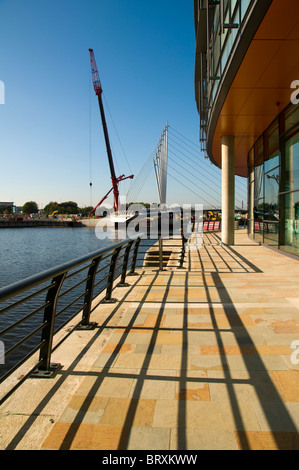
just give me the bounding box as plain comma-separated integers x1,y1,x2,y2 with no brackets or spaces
254,160,264,201
280,191,299,256
264,155,279,174
264,120,279,173
264,167,279,220
279,123,299,256
285,126,299,192
231,0,238,14
248,103,298,256
254,199,263,242
255,136,263,158
264,167,279,246
240,0,251,20
285,104,299,133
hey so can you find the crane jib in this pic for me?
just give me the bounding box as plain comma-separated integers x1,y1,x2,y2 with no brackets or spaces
89,48,123,213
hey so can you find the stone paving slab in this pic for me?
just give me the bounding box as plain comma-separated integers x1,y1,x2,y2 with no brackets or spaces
1,230,299,450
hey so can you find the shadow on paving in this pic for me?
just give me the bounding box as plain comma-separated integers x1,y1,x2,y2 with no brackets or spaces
5,234,299,450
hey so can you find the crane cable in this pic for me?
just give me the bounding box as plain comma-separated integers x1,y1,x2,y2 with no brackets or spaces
169,126,247,196
103,94,134,177
168,130,247,200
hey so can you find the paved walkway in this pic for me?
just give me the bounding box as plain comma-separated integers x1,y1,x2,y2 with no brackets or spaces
1,230,299,450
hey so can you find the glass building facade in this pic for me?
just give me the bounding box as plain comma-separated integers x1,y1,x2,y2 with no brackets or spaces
249,103,299,256
195,0,262,154
195,0,299,255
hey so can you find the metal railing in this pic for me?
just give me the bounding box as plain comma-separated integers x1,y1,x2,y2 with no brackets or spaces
0,235,143,404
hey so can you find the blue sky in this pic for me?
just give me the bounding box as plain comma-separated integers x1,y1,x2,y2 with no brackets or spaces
0,0,247,210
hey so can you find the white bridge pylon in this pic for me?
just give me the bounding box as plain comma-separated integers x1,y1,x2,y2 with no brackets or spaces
154,123,168,205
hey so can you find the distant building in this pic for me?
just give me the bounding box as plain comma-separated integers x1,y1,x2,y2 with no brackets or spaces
0,202,23,214
0,202,14,213
194,0,299,257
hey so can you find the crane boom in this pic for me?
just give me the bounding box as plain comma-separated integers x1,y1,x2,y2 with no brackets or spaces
89,48,103,96
89,48,133,213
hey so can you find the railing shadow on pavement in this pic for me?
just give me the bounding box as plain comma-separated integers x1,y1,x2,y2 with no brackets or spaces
2,229,298,450
58,239,298,450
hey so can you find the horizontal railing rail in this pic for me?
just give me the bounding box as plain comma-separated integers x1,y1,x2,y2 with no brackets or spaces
0,234,143,404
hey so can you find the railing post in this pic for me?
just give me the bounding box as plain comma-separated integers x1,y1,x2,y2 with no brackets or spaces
158,235,164,271
32,273,66,377
128,238,141,276
77,256,102,330
179,208,187,269
102,246,122,303
117,241,134,287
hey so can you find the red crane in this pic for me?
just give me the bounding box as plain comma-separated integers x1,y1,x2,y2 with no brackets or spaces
89,48,134,215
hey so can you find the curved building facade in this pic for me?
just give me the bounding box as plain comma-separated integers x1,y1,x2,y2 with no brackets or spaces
194,0,299,255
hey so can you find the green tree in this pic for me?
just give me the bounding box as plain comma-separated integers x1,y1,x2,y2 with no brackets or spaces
43,201,59,216
22,201,38,214
79,206,93,216
58,201,78,215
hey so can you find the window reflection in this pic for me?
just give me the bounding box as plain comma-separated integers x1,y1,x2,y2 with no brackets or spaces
280,191,299,255
264,167,279,246
285,130,299,193
249,103,299,256
265,168,279,221
280,126,299,255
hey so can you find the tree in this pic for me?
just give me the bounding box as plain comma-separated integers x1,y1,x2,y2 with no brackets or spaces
22,201,38,214
79,206,94,216
43,201,59,216
43,201,79,216
58,201,78,215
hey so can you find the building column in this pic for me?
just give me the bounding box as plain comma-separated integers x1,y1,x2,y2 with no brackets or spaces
221,136,235,245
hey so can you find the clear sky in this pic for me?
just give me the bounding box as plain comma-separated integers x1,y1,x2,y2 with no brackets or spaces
0,0,247,210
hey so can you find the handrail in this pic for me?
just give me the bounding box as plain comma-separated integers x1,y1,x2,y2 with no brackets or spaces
0,234,143,404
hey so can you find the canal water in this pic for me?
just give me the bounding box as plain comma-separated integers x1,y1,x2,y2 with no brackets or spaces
0,226,114,288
